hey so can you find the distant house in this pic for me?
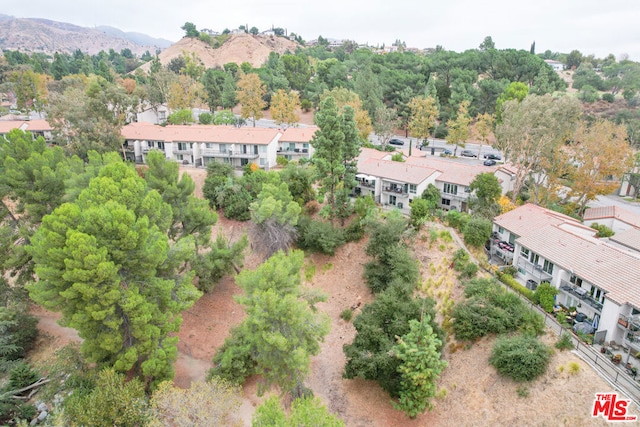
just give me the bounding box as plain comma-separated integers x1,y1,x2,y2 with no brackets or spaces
544,59,565,71
0,119,53,142
136,104,169,124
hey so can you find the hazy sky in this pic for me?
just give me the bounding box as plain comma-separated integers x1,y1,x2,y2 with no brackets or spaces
3,0,639,60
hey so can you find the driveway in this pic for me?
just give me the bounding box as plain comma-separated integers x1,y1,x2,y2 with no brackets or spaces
588,194,640,216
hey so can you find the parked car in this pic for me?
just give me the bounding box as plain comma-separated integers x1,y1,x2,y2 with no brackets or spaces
460,149,478,158
483,153,502,160
483,159,497,166
389,138,404,146
443,149,452,155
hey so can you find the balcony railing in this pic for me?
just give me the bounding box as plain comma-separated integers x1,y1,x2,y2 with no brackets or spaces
559,279,603,312
201,149,259,159
278,147,309,154
357,181,375,188
383,187,409,198
516,258,553,281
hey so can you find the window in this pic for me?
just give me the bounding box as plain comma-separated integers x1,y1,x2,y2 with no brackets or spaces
498,226,504,234
517,267,526,276
520,247,530,258
253,145,259,155
389,195,397,206
259,145,266,153
543,260,554,274
259,158,265,166
176,154,183,161
443,183,458,195
441,198,451,206
303,143,309,149
508,233,516,244
570,275,583,286
158,111,166,121
530,252,539,265
157,141,164,150
409,184,417,194
223,157,230,164
220,144,227,153
206,143,214,149
147,141,154,148
178,143,188,151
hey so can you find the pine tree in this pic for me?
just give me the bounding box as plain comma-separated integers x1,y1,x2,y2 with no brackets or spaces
393,317,447,418
27,162,201,387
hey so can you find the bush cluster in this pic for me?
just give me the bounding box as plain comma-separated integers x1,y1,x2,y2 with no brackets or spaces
296,216,346,255
497,273,534,300
451,278,544,341
489,335,551,382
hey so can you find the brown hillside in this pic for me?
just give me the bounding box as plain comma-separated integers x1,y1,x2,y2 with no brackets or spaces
0,16,159,56
136,33,300,73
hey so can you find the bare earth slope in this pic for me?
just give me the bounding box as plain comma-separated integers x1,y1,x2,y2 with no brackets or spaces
136,33,300,73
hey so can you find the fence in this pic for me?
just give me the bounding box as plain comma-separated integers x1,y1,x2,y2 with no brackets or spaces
509,287,640,407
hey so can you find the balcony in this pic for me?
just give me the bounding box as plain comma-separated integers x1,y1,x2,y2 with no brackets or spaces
202,149,258,159
516,258,553,281
278,147,309,154
383,187,409,198
357,180,375,188
559,279,603,312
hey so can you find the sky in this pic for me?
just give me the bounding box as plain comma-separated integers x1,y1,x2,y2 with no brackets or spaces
3,0,640,60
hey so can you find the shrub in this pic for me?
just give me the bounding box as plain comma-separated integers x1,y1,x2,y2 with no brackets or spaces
340,309,353,322
0,308,38,360
276,155,289,166
489,336,551,382
532,282,558,313
555,334,574,351
445,210,470,231
198,112,213,124
602,93,615,103
517,386,530,398
296,216,345,255
8,362,39,390
590,222,614,237
300,99,313,112
452,278,543,341
568,362,580,375
463,217,492,247
461,262,478,278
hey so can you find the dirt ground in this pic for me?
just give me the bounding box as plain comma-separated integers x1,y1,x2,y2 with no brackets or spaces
29,167,624,426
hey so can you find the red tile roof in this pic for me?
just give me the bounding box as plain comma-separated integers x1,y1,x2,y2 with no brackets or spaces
280,127,318,143
584,206,640,230
122,122,281,145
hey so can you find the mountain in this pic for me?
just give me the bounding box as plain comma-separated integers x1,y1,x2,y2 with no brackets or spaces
0,15,166,55
95,26,173,49
136,32,301,73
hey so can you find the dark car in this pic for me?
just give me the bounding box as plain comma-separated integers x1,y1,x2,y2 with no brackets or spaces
389,138,404,146
483,153,502,160
443,149,452,155
460,149,478,158
483,159,497,166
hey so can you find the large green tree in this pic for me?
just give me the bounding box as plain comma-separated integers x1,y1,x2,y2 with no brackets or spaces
212,250,330,396
311,96,361,222
27,162,202,387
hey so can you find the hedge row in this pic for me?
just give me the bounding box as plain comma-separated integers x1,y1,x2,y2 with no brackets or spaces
497,272,534,301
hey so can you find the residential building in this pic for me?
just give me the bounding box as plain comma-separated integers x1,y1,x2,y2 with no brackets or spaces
0,119,53,142
121,122,282,169
544,59,565,71
277,127,318,161
356,149,439,209
492,204,640,351
583,206,640,234
354,149,513,213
